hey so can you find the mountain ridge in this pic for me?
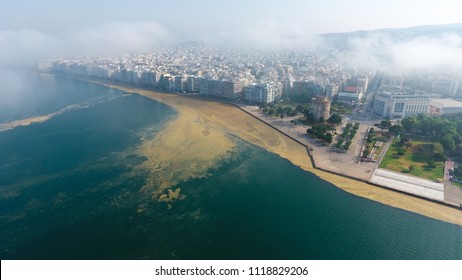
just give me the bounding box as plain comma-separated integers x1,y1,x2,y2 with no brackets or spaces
319,22,462,37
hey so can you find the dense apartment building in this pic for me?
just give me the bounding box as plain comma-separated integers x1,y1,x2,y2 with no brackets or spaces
401,76,459,97
200,79,243,100
174,75,187,92
245,83,282,104
292,81,324,97
187,76,202,92
222,80,242,99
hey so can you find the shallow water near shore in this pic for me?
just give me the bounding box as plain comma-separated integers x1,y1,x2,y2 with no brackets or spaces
0,72,461,259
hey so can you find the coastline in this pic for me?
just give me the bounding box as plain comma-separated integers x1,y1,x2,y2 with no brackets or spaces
93,81,462,226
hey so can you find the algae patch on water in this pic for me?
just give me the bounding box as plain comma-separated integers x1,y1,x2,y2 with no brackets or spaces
136,106,237,201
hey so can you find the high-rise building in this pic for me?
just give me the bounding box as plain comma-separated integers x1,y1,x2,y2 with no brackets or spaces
213,80,223,97
282,76,293,96
158,74,172,90
140,71,156,87
245,84,264,104
187,76,202,92
245,83,280,104
222,80,242,100
174,75,187,92
199,79,244,100
200,79,213,96
200,79,223,98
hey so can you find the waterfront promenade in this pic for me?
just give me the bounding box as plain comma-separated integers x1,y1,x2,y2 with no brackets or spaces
238,105,379,181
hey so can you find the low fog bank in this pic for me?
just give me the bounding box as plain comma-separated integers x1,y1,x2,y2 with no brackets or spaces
1,20,461,75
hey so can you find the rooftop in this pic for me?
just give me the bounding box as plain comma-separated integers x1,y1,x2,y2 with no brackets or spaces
377,86,431,96
344,86,359,92
431,98,462,108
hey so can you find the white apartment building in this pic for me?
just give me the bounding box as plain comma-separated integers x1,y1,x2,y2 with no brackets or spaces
245,83,281,104
372,86,431,118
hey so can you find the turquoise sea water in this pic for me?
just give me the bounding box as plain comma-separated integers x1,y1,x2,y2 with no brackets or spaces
0,71,461,259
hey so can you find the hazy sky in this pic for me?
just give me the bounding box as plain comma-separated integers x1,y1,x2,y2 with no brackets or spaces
1,0,461,34
1,0,461,67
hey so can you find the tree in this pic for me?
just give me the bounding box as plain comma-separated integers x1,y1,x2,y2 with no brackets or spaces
427,161,436,169
275,107,284,122
401,116,417,132
396,148,405,156
295,104,305,114
434,152,446,162
389,124,403,136
379,120,392,131
303,108,313,121
441,134,456,153
363,149,370,158
367,128,375,143
400,136,410,144
318,117,325,123
324,132,333,144
327,113,342,124
456,120,462,135
284,106,293,116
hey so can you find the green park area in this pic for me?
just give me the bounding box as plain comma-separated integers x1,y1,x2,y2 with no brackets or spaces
379,138,444,181
362,127,388,159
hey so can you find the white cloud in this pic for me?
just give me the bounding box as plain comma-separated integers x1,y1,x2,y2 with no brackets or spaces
64,21,173,56
391,34,462,72
0,21,174,68
0,29,58,67
338,32,462,73
204,20,320,50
